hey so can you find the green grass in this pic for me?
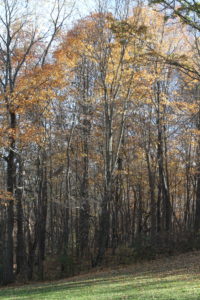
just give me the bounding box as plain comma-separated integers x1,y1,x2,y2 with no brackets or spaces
1,252,200,300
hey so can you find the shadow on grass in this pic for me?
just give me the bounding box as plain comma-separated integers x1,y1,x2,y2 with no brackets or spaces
2,251,200,300
0,277,124,299
0,272,197,300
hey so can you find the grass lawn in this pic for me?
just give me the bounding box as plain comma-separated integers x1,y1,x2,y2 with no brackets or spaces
1,251,200,300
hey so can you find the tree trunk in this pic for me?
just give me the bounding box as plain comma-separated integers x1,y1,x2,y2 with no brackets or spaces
37,154,48,280
156,81,171,233
194,112,200,231
3,112,16,284
79,117,90,257
16,159,26,277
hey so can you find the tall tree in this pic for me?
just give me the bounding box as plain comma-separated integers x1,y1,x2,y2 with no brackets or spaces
0,0,73,284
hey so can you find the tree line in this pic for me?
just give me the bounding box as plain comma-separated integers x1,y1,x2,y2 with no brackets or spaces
0,0,200,285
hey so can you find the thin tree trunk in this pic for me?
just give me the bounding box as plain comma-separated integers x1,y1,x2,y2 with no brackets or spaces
3,112,16,284
194,111,200,231
37,154,48,280
16,158,26,277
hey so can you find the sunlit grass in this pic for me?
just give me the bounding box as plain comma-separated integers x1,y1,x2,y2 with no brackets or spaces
1,253,200,300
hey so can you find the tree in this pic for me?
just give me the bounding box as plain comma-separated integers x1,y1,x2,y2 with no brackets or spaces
150,0,200,32
0,0,73,284
150,0,200,234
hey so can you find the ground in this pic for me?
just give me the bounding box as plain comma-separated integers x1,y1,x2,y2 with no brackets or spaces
1,251,200,299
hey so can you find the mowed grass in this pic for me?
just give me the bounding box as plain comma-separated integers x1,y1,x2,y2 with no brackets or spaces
1,251,200,300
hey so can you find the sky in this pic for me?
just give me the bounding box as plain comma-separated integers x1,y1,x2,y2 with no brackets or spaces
0,0,138,38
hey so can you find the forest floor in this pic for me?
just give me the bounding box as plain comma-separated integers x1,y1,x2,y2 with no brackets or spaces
1,251,200,299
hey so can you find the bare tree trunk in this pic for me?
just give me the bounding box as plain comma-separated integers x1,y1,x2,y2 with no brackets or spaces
95,191,111,266
37,153,48,280
16,158,27,277
194,111,200,231
79,116,90,257
146,151,156,241
95,99,113,265
156,81,171,233
3,112,16,284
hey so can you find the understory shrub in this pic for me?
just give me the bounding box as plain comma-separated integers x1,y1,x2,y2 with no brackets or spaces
115,246,135,264
60,253,75,277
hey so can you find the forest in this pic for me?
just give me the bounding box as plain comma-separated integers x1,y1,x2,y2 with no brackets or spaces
0,0,200,286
